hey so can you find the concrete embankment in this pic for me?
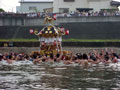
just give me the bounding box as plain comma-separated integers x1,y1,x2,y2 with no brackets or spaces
1,16,120,26
1,22,120,39
1,16,120,40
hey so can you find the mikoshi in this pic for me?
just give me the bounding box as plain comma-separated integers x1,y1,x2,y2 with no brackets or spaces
30,15,70,56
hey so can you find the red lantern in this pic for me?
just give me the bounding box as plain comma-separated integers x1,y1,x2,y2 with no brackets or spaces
29,29,34,34
65,30,69,35
53,14,57,20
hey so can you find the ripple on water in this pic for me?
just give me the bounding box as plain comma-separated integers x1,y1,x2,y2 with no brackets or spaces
0,61,120,89
55,68,67,70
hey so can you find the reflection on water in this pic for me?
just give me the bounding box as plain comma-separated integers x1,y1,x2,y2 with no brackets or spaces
0,61,120,90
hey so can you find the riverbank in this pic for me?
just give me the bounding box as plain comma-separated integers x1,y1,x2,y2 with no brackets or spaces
1,41,120,47
0,47,120,54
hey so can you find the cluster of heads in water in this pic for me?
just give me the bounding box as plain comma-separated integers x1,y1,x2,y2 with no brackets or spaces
0,49,120,66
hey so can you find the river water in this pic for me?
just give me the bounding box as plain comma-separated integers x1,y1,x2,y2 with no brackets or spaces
0,61,120,90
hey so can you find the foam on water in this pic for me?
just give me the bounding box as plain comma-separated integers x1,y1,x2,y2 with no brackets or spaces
0,60,33,66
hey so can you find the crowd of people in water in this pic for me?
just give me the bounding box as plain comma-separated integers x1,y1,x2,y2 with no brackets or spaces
0,49,120,67
0,10,120,18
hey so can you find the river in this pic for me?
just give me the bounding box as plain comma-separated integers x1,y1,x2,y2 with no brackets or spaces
0,61,120,90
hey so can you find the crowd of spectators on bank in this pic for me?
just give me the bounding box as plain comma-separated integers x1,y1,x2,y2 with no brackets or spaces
0,12,26,17
0,10,120,18
56,10,120,17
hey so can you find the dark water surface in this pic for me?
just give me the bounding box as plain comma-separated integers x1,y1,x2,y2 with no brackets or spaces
0,61,120,90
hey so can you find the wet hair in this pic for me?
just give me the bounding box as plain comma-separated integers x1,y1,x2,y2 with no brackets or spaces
38,55,42,58
56,53,60,58
54,59,57,62
42,59,46,62
100,53,103,56
76,53,82,59
0,55,3,61
73,56,78,60
90,55,96,61
18,55,23,60
104,55,109,61
112,53,119,58
6,56,9,59
92,57,96,61
106,52,109,55
82,53,88,60
32,54,37,59
50,54,54,59
8,55,12,59
24,55,29,59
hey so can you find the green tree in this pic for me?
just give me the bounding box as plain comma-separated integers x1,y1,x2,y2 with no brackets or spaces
0,8,5,12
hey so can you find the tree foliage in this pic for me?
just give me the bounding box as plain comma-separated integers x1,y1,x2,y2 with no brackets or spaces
0,8,5,12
